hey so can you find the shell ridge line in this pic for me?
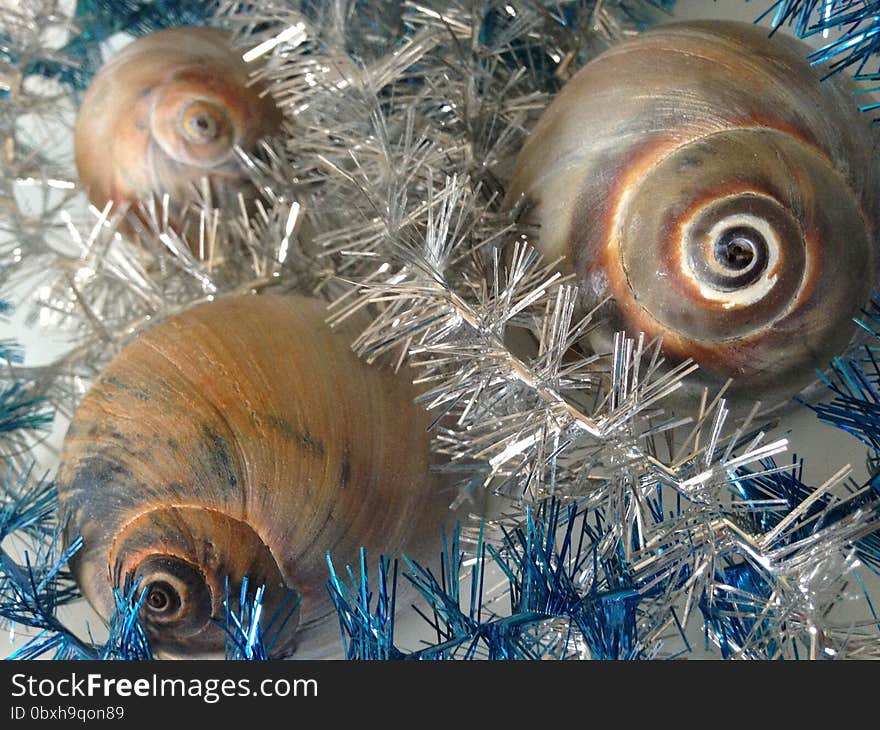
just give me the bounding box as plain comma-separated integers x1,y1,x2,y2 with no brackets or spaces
130,328,254,517
124,311,326,593
598,24,834,87
105,502,289,594
596,42,746,82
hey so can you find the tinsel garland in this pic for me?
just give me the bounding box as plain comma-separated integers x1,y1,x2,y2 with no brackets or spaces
2,0,880,660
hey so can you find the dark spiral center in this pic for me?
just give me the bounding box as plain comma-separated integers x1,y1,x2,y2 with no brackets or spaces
134,555,212,631
706,225,769,290
191,114,214,135
180,100,228,144
145,580,181,616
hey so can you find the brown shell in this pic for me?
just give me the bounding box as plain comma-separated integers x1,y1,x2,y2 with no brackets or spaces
505,21,880,405
74,26,282,233
56,295,445,658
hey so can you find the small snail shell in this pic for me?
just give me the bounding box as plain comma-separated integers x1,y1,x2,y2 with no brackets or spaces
74,27,282,230
56,295,444,658
505,21,880,405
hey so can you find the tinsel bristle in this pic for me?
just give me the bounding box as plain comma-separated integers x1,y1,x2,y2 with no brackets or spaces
3,0,880,661
1,0,222,90
1,466,89,659
327,549,404,660
760,0,880,120
0,303,54,469
224,578,302,660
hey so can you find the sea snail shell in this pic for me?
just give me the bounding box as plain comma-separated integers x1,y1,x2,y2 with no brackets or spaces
56,295,442,658
505,21,880,405
74,26,282,231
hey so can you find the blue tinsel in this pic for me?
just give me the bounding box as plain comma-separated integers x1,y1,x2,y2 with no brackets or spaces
327,505,652,660
760,1,880,120
223,578,301,661
4,0,880,661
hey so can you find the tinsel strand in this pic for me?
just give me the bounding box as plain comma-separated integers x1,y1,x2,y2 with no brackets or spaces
2,0,880,660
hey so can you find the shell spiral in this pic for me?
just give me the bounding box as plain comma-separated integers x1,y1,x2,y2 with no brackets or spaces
74,26,282,225
56,295,442,658
505,21,880,404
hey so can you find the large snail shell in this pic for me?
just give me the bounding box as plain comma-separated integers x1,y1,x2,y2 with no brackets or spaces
74,26,282,226
56,295,444,658
505,21,880,405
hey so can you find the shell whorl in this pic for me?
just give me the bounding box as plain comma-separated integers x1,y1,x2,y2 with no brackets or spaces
505,21,879,404
56,295,440,657
74,26,282,221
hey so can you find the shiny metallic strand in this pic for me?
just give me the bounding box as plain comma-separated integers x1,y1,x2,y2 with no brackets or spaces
0,0,99,91
328,163,880,658
327,549,405,660
223,577,302,660
0,381,54,466
760,1,880,122
4,0,880,660
74,0,220,41
1,0,673,414
325,470,880,659
761,3,880,70
2,482,295,660
0,464,88,658
0,304,54,467
2,4,339,416
0,4,81,299
1,1,221,90
4,152,326,418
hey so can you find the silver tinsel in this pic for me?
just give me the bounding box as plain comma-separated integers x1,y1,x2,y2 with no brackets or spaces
2,0,880,659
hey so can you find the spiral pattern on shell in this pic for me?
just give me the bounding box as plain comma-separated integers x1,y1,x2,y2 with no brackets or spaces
56,295,443,658
505,21,880,404
74,26,282,224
